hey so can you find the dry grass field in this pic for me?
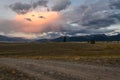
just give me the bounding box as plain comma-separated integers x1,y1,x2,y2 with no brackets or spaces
0,42,120,57
0,42,120,65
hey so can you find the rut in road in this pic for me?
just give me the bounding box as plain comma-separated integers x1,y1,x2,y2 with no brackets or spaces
0,58,120,80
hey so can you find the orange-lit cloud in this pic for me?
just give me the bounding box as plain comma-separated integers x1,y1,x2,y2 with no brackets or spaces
15,11,61,33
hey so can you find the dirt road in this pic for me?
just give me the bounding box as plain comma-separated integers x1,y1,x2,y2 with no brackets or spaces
0,58,120,80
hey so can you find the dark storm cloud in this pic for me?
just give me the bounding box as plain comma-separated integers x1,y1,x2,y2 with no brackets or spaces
9,0,48,14
66,0,120,29
32,0,48,8
52,0,71,11
59,0,120,35
81,13,120,28
82,14,120,28
110,0,120,9
80,0,120,28
9,2,31,14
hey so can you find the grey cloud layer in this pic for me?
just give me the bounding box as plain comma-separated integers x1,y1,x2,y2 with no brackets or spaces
9,0,71,14
110,0,120,9
1,0,120,38
63,0,120,30
9,0,48,14
52,0,71,11
9,2,31,14
81,0,120,28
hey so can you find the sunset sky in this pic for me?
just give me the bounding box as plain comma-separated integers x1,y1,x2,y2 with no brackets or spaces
0,0,120,39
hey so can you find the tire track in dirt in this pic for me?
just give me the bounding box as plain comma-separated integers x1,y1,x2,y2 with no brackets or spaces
0,58,120,80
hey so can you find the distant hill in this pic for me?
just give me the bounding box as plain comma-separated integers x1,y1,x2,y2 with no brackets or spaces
36,34,120,42
0,35,29,42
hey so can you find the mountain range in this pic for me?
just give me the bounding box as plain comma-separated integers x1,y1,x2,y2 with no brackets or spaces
0,34,120,42
36,34,120,42
0,35,29,42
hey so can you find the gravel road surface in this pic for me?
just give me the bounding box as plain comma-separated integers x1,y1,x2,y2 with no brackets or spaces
0,58,120,80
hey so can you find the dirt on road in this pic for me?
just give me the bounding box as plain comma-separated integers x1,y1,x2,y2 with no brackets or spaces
0,58,120,80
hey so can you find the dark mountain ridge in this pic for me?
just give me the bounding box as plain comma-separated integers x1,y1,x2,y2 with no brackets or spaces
36,34,120,42
0,35,29,42
1,34,120,42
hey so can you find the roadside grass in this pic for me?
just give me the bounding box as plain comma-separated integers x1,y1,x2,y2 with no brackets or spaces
0,42,120,66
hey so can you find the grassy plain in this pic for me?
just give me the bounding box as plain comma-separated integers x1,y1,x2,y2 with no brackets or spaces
0,42,120,66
